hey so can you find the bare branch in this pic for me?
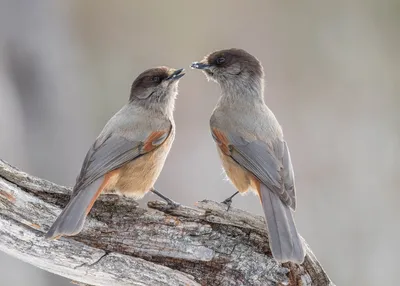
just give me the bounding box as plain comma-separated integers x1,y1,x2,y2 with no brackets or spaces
0,159,334,286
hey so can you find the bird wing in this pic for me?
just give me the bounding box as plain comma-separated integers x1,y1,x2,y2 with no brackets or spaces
211,127,304,262
45,121,172,239
211,128,296,210
72,123,173,196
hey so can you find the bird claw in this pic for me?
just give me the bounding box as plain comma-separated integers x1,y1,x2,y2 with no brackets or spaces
220,191,239,211
164,199,181,209
221,198,233,211
151,189,180,209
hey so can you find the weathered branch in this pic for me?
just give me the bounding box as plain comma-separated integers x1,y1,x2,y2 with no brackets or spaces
0,159,334,286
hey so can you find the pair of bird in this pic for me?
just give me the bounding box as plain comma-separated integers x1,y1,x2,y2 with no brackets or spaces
46,48,305,264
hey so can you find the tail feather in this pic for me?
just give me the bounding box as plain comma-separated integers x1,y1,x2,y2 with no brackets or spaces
45,178,103,239
259,184,305,264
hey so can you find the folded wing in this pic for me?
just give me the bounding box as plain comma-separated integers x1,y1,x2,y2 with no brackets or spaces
212,129,304,263
46,124,172,239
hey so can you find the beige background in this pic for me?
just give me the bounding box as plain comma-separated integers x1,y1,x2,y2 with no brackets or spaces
0,1,399,285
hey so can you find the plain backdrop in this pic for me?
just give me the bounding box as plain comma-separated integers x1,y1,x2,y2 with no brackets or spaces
0,1,399,285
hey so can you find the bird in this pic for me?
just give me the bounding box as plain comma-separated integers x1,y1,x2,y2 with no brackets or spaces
45,66,185,239
191,48,305,264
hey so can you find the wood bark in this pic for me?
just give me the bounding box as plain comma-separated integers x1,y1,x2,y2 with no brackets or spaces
0,159,334,286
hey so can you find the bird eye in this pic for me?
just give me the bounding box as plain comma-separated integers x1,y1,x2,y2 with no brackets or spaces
216,57,226,65
152,76,161,83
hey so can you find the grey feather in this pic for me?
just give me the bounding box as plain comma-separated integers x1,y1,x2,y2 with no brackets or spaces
226,133,295,209
260,184,304,263
46,135,144,239
47,128,171,239
282,141,296,210
151,132,169,146
222,133,304,263
45,178,103,239
71,103,173,197
73,135,143,196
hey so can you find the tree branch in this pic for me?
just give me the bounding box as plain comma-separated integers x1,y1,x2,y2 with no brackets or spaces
0,159,334,286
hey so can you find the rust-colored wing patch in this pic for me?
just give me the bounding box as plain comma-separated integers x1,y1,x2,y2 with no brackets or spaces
212,128,231,155
251,176,262,201
85,169,119,215
143,130,169,152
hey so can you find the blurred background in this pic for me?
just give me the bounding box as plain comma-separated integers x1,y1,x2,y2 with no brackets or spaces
0,0,399,285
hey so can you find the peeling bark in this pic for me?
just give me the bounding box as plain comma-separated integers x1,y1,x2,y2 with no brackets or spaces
0,159,334,286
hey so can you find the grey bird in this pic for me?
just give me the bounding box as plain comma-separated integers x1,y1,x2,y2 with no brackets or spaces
46,66,185,239
191,49,305,264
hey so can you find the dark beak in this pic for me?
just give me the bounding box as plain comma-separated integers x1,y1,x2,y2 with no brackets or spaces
191,62,211,70
166,68,185,80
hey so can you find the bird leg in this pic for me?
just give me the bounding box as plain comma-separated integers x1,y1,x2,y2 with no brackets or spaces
151,188,180,208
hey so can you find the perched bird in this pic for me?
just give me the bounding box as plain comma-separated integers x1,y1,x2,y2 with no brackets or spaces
191,49,305,264
46,66,185,239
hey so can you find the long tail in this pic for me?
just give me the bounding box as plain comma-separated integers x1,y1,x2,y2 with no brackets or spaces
45,178,103,239
259,183,305,264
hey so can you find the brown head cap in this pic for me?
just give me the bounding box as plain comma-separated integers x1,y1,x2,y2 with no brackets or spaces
129,66,184,102
191,48,263,80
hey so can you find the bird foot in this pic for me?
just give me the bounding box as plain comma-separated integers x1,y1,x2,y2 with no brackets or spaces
220,191,239,211
151,189,180,209
164,199,181,209
221,198,233,211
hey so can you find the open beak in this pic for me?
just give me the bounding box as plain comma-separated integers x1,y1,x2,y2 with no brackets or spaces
191,62,211,70
166,68,185,80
